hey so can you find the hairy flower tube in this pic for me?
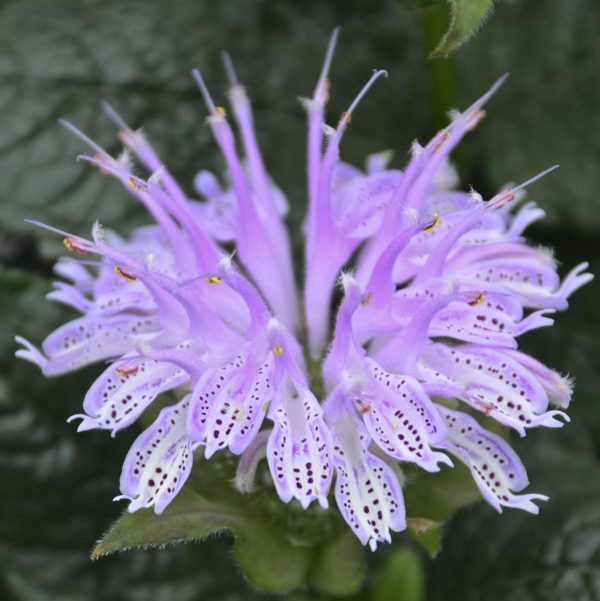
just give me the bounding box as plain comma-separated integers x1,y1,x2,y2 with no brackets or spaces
16,30,592,551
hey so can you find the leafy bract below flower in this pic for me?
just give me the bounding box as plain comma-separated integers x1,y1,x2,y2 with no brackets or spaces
16,30,593,551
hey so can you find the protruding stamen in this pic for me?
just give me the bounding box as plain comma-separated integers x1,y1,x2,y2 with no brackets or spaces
59,119,113,161
422,213,441,233
462,73,509,119
114,266,137,282
513,165,560,193
191,69,220,117
336,69,388,133
100,100,131,132
221,51,240,87
490,165,559,210
314,27,341,102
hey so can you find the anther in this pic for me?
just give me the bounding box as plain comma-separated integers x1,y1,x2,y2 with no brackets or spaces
63,237,87,254
115,365,139,378
92,153,111,175
204,275,223,284
434,130,450,152
360,292,373,307
127,176,147,192
468,293,486,306
422,213,442,233
272,346,284,356
114,266,137,282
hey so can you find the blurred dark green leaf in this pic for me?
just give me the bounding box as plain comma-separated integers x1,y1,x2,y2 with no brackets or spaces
94,485,314,594
407,518,443,557
454,0,600,232
368,547,424,601
308,529,366,596
430,0,494,58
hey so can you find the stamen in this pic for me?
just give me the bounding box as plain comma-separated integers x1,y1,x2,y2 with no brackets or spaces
221,51,240,87
314,27,341,102
462,73,509,119
114,266,137,282
272,345,285,356
513,165,559,193
336,69,388,133
434,130,450,152
58,119,113,161
127,176,148,192
422,213,441,233
205,275,223,284
490,165,559,210
191,69,221,117
100,100,131,132
468,293,486,306
115,365,139,378
360,292,373,307
91,153,111,175
63,237,87,254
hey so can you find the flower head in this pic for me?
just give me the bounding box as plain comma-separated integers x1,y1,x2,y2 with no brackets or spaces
16,29,592,552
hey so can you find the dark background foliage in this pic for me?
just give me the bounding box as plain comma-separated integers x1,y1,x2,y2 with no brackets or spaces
1,0,599,599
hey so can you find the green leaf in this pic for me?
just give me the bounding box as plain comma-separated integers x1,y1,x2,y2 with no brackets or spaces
91,488,234,559
407,518,443,557
309,529,366,596
233,517,313,594
430,0,495,58
368,547,424,601
93,482,315,593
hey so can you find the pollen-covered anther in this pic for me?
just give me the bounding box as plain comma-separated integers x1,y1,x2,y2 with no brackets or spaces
434,130,450,152
466,107,486,130
216,106,227,117
422,213,442,234
92,152,111,175
204,275,223,284
63,237,87,254
272,345,284,356
115,364,139,378
467,293,486,306
340,111,352,124
491,189,516,209
127,176,147,192
114,266,137,282
360,292,373,307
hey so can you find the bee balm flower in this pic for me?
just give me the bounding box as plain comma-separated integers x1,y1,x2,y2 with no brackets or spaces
16,29,592,551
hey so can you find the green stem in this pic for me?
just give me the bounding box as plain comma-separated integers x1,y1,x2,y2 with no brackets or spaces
422,4,459,129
